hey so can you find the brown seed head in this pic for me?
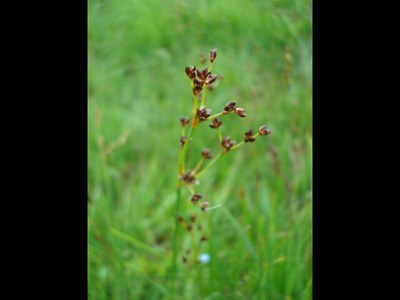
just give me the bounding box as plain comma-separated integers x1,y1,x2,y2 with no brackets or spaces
200,67,209,80
197,106,211,121
209,118,222,129
201,148,212,159
179,117,190,127
191,194,202,203
244,129,256,143
223,101,237,114
210,48,217,63
259,125,272,136
235,107,247,117
177,215,185,223
180,136,186,146
206,74,218,85
200,235,208,242
221,136,236,151
185,66,196,79
190,214,197,223
200,201,209,212
187,223,193,231
193,85,203,96
182,171,196,183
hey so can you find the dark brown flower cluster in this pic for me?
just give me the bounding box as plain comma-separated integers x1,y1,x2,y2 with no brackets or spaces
181,171,196,184
222,101,246,117
209,118,222,129
197,106,211,121
244,130,256,143
221,136,236,152
185,65,218,96
259,125,272,136
201,148,212,159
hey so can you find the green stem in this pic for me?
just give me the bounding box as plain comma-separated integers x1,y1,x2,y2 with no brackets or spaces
207,111,224,121
171,183,182,293
216,128,222,142
179,126,195,173
196,152,223,178
191,158,204,175
229,141,245,151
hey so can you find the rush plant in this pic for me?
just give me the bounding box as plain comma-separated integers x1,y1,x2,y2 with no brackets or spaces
171,48,272,284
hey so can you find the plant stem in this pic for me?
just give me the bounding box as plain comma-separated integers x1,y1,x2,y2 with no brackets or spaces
207,111,224,121
191,158,204,175
171,182,182,293
229,141,245,151
196,152,223,178
216,128,222,142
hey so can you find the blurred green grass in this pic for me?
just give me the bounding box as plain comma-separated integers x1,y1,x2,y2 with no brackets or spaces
88,0,312,299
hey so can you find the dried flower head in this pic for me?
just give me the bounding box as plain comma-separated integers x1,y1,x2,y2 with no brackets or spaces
179,117,190,127
197,106,211,121
209,118,222,129
259,125,272,136
244,129,256,143
201,148,212,159
235,107,247,117
182,171,196,184
221,136,236,152
190,214,197,223
206,74,218,85
210,48,217,63
180,136,186,146
191,194,202,203
200,201,209,212
185,66,196,80
223,101,237,114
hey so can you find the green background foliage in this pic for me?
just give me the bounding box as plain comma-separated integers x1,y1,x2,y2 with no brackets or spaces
88,0,312,299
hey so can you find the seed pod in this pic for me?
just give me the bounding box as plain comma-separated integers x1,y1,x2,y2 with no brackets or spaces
193,85,203,96
202,148,212,159
200,235,208,242
200,201,209,212
185,66,196,79
259,125,271,136
185,66,191,78
223,101,237,114
206,74,218,85
191,194,202,203
190,214,197,223
244,129,256,143
221,136,236,151
187,223,193,231
197,106,211,121
201,67,209,80
209,118,222,129
179,117,190,127
210,48,217,63
235,107,247,117
195,68,202,79
182,171,196,183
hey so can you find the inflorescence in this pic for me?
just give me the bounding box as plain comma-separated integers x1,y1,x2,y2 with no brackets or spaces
177,48,271,263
